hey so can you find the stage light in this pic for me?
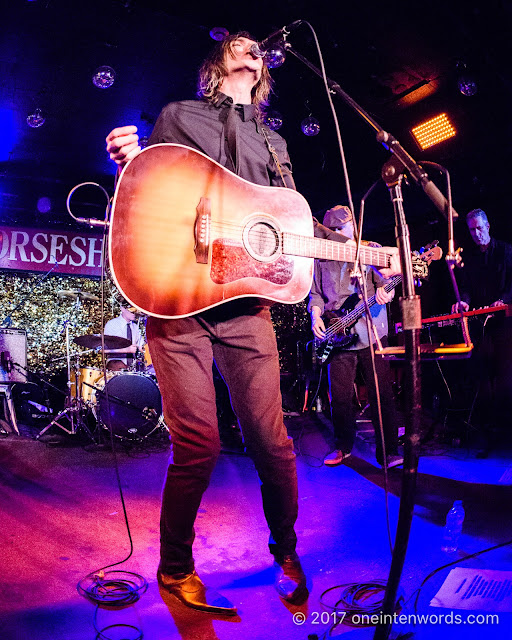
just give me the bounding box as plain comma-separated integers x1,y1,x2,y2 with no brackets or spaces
37,197,52,214
26,108,45,128
458,75,477,97
301,116,320,136
264,46,286,69
411,113,456,150
456,61,477,97
92,66,116,89
263,111,283,131
209,27,229,41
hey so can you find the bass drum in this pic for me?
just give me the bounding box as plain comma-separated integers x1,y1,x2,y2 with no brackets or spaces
94,372,162,440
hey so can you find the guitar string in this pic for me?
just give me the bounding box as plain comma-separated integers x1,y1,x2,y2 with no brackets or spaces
320,281,397,340
318,255,432,342
204,221,438,268
202,221,393,266
316,249,436,343
321,292,382,340
318,266,425,342
134,206,393,265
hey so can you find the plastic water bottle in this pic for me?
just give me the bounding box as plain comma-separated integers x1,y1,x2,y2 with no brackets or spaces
442,500,465,553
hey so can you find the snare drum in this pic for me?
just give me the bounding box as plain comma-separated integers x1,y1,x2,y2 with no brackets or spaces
70,367,102,403
93,372,162,440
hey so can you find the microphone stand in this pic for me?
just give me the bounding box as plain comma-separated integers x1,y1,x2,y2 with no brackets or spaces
377,157,422,640
283,41,453,639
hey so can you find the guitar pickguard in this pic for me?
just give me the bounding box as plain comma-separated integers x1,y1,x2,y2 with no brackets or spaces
210,239,294,285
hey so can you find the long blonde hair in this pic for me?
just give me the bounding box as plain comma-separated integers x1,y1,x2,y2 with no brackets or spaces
197,31,273,114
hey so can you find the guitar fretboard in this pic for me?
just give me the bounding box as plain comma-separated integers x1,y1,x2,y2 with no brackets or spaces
349,275,403,321
323,274,402,340
282,233,392,268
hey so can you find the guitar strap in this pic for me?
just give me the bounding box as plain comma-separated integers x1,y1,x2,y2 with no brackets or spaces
260,124,288,188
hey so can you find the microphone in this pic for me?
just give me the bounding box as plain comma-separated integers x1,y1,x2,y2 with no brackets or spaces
250,20,303,58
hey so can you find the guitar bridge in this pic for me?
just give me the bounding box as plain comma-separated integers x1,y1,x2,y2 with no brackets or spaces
194,197,210,264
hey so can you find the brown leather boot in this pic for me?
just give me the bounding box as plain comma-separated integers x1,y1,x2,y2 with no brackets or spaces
157,570,237,615
273,555,308,604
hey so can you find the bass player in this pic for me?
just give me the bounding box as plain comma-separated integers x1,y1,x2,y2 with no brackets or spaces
309,205,403,470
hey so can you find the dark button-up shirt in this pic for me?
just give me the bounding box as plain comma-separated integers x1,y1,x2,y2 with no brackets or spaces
458,237,512,308
147,94,348,246
148,94,295,188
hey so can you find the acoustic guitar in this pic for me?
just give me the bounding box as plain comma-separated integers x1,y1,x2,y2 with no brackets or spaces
109,143,400,319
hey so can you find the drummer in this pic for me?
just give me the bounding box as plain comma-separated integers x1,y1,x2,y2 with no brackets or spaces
104,305,143,371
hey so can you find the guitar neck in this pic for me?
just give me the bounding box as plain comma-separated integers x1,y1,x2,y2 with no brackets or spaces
282,233,392,268
384,274,403,293
346,274,402,324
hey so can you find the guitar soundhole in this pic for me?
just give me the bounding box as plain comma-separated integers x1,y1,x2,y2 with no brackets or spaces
243,219,280,263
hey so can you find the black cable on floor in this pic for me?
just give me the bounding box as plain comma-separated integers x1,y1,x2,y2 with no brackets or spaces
317,580,404,637
77,569,148,607
410,537,512,615
70,185,149,639
90,591,146,640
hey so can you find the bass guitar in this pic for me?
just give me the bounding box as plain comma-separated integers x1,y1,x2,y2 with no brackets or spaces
314,243,442,363
109,143,400,319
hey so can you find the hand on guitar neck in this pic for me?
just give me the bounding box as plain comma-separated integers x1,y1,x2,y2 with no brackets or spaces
375,285,395,305
339,239,401,281
310,283,395,340
372,247,401,279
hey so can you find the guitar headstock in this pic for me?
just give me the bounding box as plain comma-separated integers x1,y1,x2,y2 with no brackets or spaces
418,240,443,265
411,240,443,282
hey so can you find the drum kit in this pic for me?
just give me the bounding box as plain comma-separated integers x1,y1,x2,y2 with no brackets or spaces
37,289,165,444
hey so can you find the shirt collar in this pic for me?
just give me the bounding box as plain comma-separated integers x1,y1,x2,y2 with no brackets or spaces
213,93,257,121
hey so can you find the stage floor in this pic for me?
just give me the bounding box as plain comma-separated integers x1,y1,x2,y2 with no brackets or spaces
1,412,511,640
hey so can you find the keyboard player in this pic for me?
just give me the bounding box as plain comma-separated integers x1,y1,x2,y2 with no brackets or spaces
451,208,512,456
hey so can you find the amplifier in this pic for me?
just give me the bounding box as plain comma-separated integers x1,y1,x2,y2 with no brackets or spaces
0,328,27,383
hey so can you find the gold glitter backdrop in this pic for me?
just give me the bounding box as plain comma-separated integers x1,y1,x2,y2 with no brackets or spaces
0,269,310,379
0,271,139,375
270,301,311,374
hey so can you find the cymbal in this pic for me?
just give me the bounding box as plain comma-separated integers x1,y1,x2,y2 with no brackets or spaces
57,290,99,302
73,334,131,349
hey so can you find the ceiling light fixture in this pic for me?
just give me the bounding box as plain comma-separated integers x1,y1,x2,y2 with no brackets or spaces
26,108,45,128
301,116,320,136
92,66,116,89
411,113,456,150
209,27,229,41
263,111,283,131
456,61,477,97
